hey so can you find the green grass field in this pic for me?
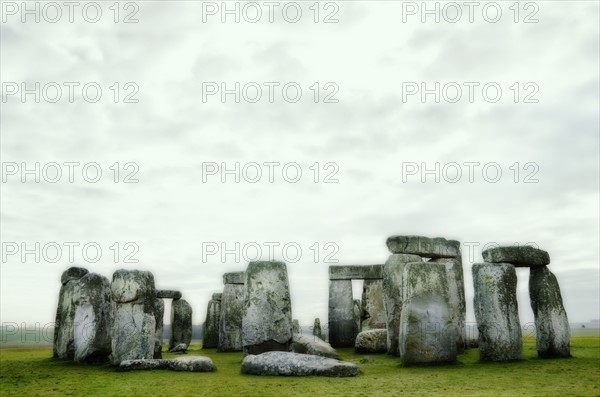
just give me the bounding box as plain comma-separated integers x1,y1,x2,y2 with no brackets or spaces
1,336,599,397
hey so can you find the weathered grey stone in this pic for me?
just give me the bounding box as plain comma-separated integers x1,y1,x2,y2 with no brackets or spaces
169,299,192,350
529,266,570,358
218,283,244,352
241,351,360,377
399,262,457,365
212,293,222,301
53,266,88,359
355,329,387,353
353,299,361,338
313,318,323,340
328,280,355,347
156,290,182,300
291,334,339,359
386,235,460,258
223,271,245,285
60,266,89,285
73,273,112,363
118,359,169,371
482,246,550,267
361,279,386,331
430,257,466,353
202,295,221,349
242,261,293,355
473,263,522,361
292,319,301,334
328,265,383,280
382,254,422,355
111,269,156,365
154,298,164,358
168,343,188,353
168,356,216,372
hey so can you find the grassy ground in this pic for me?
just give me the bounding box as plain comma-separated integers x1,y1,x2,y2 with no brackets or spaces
0,336,598,397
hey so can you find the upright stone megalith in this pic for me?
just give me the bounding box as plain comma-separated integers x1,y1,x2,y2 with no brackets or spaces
361,279,386,331
169,299,192,351
382,254,421,355
242,261,293,355
529,266,570,358
218,272,245,352
72,272,112,363
111,269,156,365
399,262,456,365
54,266,88,359
203,293,221,349
353,299,361,338
328,280,354,347
313,318,323,340
154,298,164,358
473,263,522,361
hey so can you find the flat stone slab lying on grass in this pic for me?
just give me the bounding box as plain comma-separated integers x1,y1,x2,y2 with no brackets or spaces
169,356,216,372
386,236,460,258
355,329,387,353
241,351,360,377
291,334,339,359
118,356,215,372
482,246,550,267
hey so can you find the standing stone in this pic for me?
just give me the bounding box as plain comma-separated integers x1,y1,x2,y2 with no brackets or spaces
399,262,456,365
111,269,156,365
353,299,362,337
430,257,466,353
360,279,387,331
73,272,112,363
386,235,460,258
54,267,88,359
242,261,293,355
292,320,301,334
169,299,192,351
154,298,164,358
313,318,323,340
529,266,570,358
382,254,421,355
473,263,522,361
202,293,221,349
328,279,354,347
482,246,550,267
218,272,245,352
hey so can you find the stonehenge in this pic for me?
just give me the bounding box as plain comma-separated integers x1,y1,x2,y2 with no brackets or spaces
202,293,222,349
51,236,571,373
242,261,293,355
218,271,245,352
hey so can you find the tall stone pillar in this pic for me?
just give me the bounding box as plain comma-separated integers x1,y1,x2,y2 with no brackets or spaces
154,298,164,358
218,272,245,352
203,293,222,349
328,280,355,347
169,299,192,350
53,267,88,359
473,262,522,361
360,279,387,331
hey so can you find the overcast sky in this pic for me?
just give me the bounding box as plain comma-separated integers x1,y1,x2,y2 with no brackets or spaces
1,1,598,336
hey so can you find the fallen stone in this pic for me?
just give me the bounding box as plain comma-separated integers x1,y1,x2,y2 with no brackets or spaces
118,359,169,371
156,290,182,300
399,262,457,365
169,299,192,351
54,266,88,359
355,329,387,353
242,261,293,355
111,269,157,365
382,254,422,355
168,343,188,353
168,356,216,372
386,235,460,258
482,246,550,267
328,279,355,347
241,351,360,377
73,272,112,363
529,266,570,358
473,262,522,361
291,334,339,359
